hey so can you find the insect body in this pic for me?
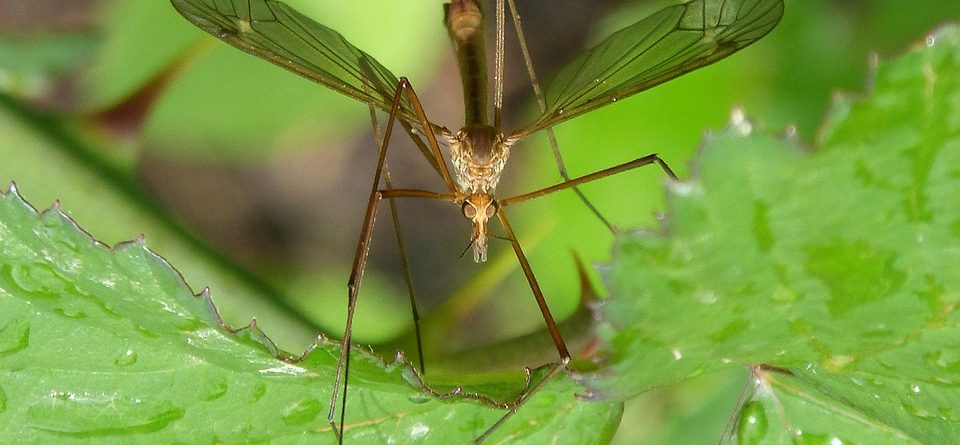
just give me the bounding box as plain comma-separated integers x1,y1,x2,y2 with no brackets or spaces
170,0,784,442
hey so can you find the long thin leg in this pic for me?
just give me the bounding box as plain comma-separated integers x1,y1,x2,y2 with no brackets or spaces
328,77,455,442
500,153,677,207
366,99,426,373
399,78,459,194
495,209,570,362
504,0,616,232
477,156,676,441
474,209,571,443
475,363,567,444
328,186,453,442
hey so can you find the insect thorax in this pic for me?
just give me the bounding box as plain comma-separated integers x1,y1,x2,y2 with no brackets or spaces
448,125,512,194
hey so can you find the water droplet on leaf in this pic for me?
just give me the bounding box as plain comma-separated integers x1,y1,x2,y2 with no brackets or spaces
736,401,767,445
408,395,431,404
27,392,183,436
282,398,322,425
114,349,137,367
250,382,267,403
0,319,29,355
202,378,228,401
409,422,430,439
8,262,64,299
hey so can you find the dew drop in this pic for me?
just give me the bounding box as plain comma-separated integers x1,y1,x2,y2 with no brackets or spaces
27,392,184,435
926,35,936,46
0,319,29,355
408,394,432,404
694,290,717,305
8,262,64,299
250,382,267,403
823,354,854,371
938,406,955,421
409,422,430,439
134,324,161,339
922,350,946,369
932,376,960,387
903,402,935,419
281,398,323,425
52,305,87,319
911,384,922,395
114,349,137,367
783,124,798,139
736,401,767,445
671,348,683,360
792,431,848,445
201,378,228,401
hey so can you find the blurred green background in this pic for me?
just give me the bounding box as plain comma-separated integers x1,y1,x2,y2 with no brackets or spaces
1,0,958,443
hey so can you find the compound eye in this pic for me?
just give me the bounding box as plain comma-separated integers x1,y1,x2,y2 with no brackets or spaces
485,201,498,218
461,202,477,218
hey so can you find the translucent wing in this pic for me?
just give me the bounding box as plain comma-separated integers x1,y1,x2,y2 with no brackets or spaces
170,0,453,175
170,0,426,124
510,0,783,140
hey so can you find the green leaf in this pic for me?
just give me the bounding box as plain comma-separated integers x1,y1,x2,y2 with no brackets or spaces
592,23,960,443
0,92,318,350
0,185,619,443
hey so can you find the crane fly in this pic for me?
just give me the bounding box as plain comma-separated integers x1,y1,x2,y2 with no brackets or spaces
170,0,784,442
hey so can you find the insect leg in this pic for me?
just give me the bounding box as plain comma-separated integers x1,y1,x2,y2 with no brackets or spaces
499,153,677,207
328,78,444,443
365,97,426,374
327,78,455,444
503,0,617,232
475,208,571,443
